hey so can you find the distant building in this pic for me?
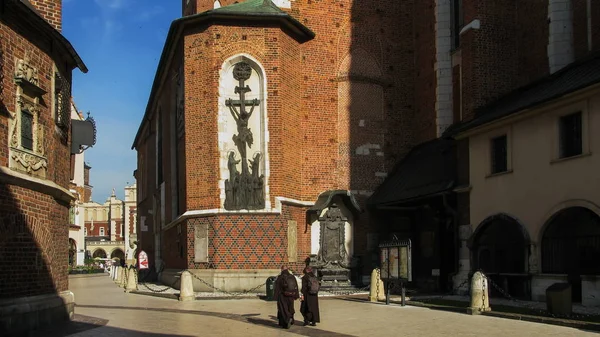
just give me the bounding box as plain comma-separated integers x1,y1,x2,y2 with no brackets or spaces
82,183,138,266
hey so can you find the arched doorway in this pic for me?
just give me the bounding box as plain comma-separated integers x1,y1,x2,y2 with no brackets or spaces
92,249,107,259
69,239,77,266
471,214,530,298
541,206,600,302
111,248,125,266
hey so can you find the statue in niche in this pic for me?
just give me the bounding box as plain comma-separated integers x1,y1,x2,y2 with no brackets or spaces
223,62,265,210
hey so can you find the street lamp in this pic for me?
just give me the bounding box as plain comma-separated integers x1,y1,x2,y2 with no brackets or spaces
379,237,412,306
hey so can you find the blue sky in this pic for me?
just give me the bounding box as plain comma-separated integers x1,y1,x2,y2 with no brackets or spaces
62,0,180,202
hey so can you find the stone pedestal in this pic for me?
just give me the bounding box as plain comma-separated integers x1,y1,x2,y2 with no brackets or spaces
467,271,491,315
179,271,195,301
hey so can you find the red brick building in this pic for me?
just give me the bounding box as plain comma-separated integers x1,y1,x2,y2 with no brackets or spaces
0,0,88,334
134,0,600,293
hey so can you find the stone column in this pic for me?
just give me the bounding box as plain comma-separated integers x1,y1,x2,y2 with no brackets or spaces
453,224,472,294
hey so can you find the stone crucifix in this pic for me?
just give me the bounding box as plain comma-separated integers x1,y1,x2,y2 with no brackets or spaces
225,62,259,176
224,62,264,210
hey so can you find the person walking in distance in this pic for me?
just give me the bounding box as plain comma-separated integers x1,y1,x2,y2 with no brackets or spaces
274,265,299,329
300,266,321,326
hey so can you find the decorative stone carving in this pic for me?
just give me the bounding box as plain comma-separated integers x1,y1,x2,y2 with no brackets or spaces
194,223,209,263
223,62,265,210
316,204,350,268
15,54,39,86
528,243,539,274
287,220,298,262
458,224,473,241
10,149,47,173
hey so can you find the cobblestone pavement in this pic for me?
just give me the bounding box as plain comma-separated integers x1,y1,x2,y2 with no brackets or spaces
36,275,598,337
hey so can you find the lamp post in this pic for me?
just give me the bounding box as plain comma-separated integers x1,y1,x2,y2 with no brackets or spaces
379,237,412,306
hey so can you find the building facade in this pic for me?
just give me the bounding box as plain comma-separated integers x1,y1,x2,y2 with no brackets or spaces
0,0,89,334
83,183,138,266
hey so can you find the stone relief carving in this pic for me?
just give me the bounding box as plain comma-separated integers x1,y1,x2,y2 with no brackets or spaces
10,149,48,173
528,243,539,274
315,204,350,269
15,54,39,86
223,62,265,210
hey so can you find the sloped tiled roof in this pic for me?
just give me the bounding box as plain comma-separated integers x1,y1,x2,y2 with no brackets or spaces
368,138,456,206
445,52,600,136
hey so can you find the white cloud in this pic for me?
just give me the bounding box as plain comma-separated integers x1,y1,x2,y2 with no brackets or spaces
94,0,126,10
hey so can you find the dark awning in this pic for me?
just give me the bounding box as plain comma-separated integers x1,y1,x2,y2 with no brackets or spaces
308,190,362,218
368,138,456,207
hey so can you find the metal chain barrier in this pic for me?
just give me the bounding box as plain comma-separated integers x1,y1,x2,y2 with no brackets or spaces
187,269,266,297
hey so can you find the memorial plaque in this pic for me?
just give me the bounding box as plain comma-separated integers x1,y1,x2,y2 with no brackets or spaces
287,220,297,262
194,223,209,263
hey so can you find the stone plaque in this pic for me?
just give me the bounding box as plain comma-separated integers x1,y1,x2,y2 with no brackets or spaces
194,223,208,263
287,220,297,262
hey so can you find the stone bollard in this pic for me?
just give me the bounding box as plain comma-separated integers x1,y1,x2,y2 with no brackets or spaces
179,271,195,302
120,268,128,288
125,268,138,293
110,266,115,279
467,271,491,315
369,268,386,302
115,266,122,283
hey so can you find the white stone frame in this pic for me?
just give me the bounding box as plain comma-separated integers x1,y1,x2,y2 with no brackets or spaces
9,57,47,178
217,54,271,211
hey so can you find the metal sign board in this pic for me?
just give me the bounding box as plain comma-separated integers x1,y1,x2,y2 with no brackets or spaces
138,250,149,270
379,238,412,282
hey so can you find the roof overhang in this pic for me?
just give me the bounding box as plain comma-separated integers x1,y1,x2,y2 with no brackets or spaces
308,190,362,218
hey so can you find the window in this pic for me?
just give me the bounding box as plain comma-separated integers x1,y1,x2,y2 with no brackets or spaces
491,135,508,174
451,0,464,49
21,109,34,150
54,71,70,132
100,227,105,236
559,111,583,158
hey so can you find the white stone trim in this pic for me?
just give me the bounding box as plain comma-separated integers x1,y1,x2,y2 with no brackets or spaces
162,196,314,231
0,166,75,202
435,0,455,136
459,19,481,35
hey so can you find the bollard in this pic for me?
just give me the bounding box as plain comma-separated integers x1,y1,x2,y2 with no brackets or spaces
110,266,115,279
115,266,122,283
369,268,386,302
467,271,491,315
120,268,127,288
125,268,138,293
179,271,195,302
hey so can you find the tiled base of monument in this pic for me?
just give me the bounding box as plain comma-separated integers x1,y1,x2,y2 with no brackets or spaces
161,268,281,293
0,290,75,336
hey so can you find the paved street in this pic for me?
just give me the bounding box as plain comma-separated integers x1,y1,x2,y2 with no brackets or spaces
37,275,596,336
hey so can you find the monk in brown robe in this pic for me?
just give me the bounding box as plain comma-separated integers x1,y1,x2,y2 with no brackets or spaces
274,265,299,329
300,266,321,326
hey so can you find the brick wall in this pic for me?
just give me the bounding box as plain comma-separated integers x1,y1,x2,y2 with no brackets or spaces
28,0,62,32
0,184,69,299
84,221,109,237
0,11,74,300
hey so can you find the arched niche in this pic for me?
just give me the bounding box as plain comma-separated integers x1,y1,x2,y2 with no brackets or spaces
218,54,270,211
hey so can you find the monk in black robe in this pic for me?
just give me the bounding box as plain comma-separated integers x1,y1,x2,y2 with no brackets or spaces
274,265,299,329
300,266,321,326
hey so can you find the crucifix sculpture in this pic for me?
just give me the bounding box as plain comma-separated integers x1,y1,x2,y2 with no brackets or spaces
224,62,265,210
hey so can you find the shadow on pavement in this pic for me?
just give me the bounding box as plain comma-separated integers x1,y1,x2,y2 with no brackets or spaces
75,304,357,337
